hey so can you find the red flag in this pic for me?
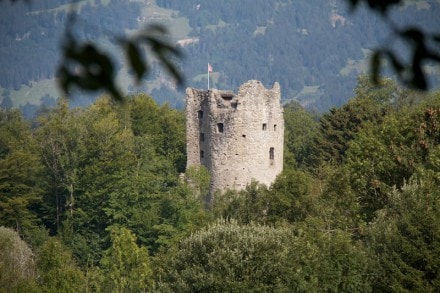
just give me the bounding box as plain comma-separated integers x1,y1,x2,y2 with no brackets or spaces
208,63,213,73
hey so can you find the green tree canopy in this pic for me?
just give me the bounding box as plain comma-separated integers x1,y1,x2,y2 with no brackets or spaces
157,219,371,292
36,238,85,292
0,109,44,235
367,178,440,291
342,90,440,218
99,227,153,292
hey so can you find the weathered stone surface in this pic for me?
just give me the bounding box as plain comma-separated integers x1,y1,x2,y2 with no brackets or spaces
186,80,284,200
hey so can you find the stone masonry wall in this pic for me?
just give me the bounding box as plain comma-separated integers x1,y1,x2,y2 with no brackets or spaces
186,80,284,199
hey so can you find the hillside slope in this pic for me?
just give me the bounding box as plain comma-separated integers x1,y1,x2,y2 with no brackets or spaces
0,0,439,112
161,0,440,110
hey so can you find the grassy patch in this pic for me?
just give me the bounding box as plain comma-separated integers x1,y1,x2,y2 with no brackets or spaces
29,0,107,15
340,48,370,76
297,85,320,95
288,85,322,107
206,19,228,33
138,3,191,41
400,0,435,10
8,79,61,108
253,26,267,36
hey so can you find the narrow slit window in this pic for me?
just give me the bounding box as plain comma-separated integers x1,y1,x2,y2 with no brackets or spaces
217,123,224,133
274,124,277,131
200,150,204,159
269,147,274,160
262,123,267,131
198,110,203,119
200,133,205,142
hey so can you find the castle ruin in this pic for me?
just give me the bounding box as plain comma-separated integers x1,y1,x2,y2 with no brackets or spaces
186,80,284,199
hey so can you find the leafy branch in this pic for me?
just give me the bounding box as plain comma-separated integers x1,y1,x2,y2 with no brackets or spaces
58,22,184,102
347,0,440,90
2,0,184,102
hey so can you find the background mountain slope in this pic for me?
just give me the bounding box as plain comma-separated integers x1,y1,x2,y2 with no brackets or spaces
0,0,439,113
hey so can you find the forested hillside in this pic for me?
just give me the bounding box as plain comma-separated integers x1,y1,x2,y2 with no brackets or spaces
0,0,142,114
158,0,440,110
1,78,439,291
1,0,439,113
0,0,139,89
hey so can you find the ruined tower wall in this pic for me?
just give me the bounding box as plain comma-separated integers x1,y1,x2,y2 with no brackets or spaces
186,80,284,196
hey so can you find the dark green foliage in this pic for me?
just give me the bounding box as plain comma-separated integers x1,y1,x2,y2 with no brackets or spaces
266,169,315,223
214,169,318,226
0,109,44,235
157,219,294,292
283,101,320,169
367,179,440,291
1,76,440,291
99,227,153,292
129,94,186,172
36,238,85,292
184,165,211,199
35,101,82,234
342,90,440,218
157,219,372,292
212,182,269,224
31,95,194,266
313,76,396,165
316,167,364,233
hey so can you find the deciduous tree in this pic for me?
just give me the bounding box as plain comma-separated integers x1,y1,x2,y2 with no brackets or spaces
0,226,37,292
0,109,44,235
367,179,440,291
99,226,153,292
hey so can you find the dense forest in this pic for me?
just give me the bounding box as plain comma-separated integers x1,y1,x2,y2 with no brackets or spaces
0,0,140,90
1,0,439,112
159,0,440,110
1,76,439,291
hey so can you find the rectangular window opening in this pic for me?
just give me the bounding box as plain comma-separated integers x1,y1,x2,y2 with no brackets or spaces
262,123,267,131
198,110,203,119
200,150,204,159
221,93,234,100
217,123,224,133
269,147,274,160
200,133,205,142
274,124,277,131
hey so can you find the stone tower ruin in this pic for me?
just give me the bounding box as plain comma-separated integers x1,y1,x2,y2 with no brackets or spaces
186,80,284,198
